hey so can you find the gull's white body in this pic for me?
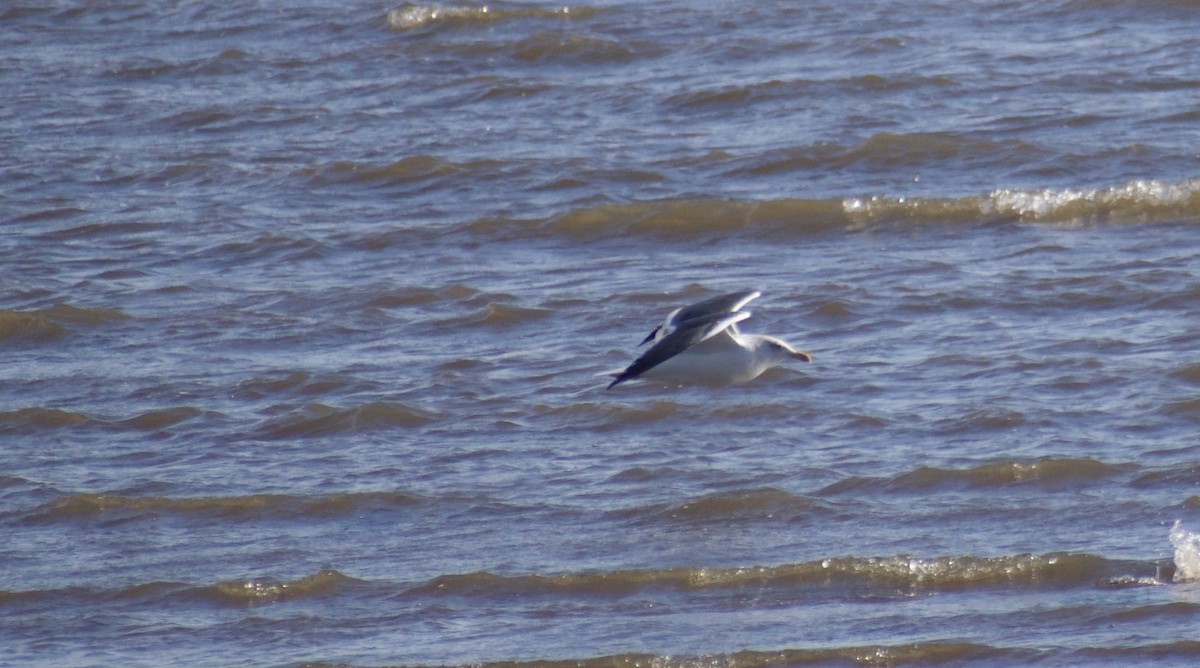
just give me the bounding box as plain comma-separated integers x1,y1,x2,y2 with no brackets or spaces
638,330,803,386
609,290,810,389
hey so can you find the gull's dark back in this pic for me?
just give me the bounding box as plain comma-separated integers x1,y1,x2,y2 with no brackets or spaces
672,290,760,327
639,290,760,345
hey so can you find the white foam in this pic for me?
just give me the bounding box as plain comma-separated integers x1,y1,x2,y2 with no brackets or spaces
386,4,485,30
1168,520,1200,583
986,178,1200,221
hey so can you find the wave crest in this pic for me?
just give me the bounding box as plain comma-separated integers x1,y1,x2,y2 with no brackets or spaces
818,458,1127,494
408,552,1151,599
205,568,359,605
454,178,1200,243
386,3,593,32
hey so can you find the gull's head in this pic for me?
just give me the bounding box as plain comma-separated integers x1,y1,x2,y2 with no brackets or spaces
756,335,813,364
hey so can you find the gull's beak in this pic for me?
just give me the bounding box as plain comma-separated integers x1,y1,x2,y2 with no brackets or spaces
792,351,813,363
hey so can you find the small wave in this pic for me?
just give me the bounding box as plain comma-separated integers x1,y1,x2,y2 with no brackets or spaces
254,401,436,439
365,288,443,309
347,282,553,330
102,55,176,79
385,3,593,32
852,131,1019,169
727,132,1029,181
473,79,554,102
361,281,477,304
231,371,362,400
0,581,188,609
512,32,639,64
300,642,1030,668
666,76,957,112
297,639,1200,668
720,643,1030,668
162,106,238,132
203,568,360,605
1168,362,1200,386
0,569,362,609
9,207,87,224
0,405,207,436
617,488,836,525
203,232,327,265
468,198,850,242
1072,640,1200,664
1163,397,1200,418
1131,466,1200,489
1097,600,1200,623
33,221,164,241
809,300,856,318
0,407,91,434
818,458,1127,495
407,552,1147,599
441,302,553,329
932,407,1029,434
23,491,422,524
0,304,130,343
117,406,203,431
304,156,468,187
38,303,131,326
0,402,205,434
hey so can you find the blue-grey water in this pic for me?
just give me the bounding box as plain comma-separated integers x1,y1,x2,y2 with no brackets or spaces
5,1,1200,666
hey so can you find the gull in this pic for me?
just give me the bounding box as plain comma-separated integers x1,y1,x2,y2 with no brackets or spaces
608,290,811,389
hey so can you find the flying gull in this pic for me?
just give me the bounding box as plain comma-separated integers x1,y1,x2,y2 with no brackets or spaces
608,290,811,389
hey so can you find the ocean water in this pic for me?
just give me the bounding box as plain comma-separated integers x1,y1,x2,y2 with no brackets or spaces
4,1,1200,666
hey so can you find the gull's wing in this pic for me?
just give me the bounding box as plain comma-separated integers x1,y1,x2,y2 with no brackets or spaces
638,290,761,346
610,310,751,389
638,306,683,346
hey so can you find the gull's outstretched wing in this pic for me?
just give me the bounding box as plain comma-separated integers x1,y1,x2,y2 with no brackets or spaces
611,310,751,389
638,290,761,345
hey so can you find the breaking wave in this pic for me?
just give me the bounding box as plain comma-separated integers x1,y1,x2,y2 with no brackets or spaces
1169,520,1200,582
386,3,596,32
202,568,362,605
443,178,1200,243
406,552,1161,598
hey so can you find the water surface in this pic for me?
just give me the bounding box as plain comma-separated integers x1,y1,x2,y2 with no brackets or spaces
4,1,1200,666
